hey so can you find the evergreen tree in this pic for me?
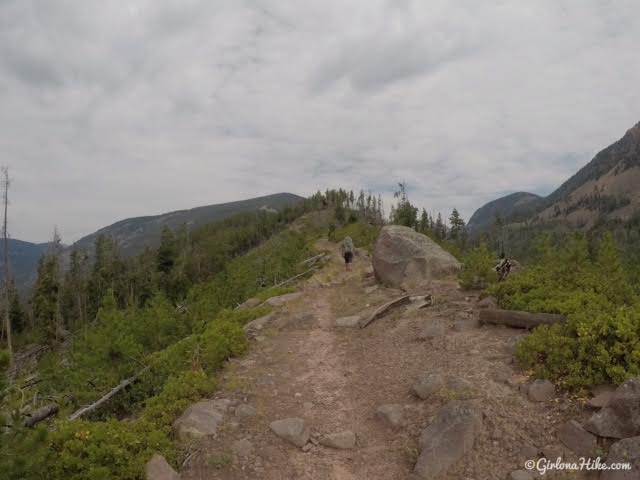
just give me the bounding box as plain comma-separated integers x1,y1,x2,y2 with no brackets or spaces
157,227,177,274
419,209,429,234
31,253,61,341
8,280,25,334
391,182,418,228
434,213,446,240
448,208,466,241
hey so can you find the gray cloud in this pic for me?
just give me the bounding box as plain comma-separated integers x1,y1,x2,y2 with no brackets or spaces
1,0,639,242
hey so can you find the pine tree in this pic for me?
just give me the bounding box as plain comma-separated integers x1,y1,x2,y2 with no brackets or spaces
434,213,445,240
448,208,466,241
7,280,25,334
31,253,61,342
391,183,418,228
157,227,177,274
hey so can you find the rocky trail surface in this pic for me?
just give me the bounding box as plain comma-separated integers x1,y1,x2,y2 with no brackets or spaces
168,240,615,480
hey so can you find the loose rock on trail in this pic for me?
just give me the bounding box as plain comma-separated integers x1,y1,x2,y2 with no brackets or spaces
175,238,607,479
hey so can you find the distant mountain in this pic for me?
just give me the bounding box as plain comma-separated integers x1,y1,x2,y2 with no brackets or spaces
469,121,640,232
536,121,640,228
0,239,51,294
73,193,305,256
467,192,542,232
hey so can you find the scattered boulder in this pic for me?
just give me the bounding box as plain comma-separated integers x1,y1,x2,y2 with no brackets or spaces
587,385,616,409
145,454,180,480
375,404,406,428
269,417,310,448
264,292,302,307
173,399,230,441
601,436,640,480
585,377,640,439
557,420,597,457
236,297,261,310
372,225,461,290
477,296,498,309
319,430,357,450
243,313,275,337
414,400,483,479
411,373,444,400
528,379,555,402
231,438,254,458
235,404,257,418
494,365,514,385
335,315,360,328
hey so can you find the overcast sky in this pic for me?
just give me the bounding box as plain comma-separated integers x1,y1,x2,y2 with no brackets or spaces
2,0,639,242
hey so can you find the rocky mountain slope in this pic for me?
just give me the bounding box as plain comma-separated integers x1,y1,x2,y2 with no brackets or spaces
467,192,542,233
73,193,304,256
470,121,640,232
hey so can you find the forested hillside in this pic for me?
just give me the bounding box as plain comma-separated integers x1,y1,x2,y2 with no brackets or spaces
0,188,385,479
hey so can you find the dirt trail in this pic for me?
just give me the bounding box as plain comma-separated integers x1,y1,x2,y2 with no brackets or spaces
182,243,590,480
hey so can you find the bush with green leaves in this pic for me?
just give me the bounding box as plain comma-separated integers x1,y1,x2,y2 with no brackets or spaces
459,242,495,289
488,232,640,388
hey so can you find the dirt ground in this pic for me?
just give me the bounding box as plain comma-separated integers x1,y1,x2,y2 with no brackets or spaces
181,242,596,480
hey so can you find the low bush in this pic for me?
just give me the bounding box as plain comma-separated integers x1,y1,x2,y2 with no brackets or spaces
459,242,495,289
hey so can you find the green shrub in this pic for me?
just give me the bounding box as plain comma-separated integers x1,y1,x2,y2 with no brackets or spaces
459,242,495,289
490,232,640,388
254,286,295,302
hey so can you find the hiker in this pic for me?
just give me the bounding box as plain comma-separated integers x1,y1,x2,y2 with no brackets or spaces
495,256,512,282
341,236,354,271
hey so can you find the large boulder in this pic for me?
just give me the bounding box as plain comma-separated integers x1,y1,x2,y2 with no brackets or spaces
601,436,640,480
372,225,461,290
414,400,483,478
585,377,640,439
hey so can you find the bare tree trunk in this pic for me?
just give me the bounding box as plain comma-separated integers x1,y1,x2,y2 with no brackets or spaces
2,166,12,375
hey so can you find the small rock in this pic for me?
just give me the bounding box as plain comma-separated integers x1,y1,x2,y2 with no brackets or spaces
145,454,180,480
319,430,356,449
269,418,310,448
587,390,615,409
235,404,257,418
601,436,640,480
557,420,597,457
301,443,313,452
506,334,528,354
585,377,640,439
173,400,229,441
528,379,555,402
231,438,254,458
303,402,313,411
335,315,360,327
414,400,483,479
264,292,302,307
243,313,275,337
411,373,444,400
509,470,534,480
477,296,498,309
375,404,405,428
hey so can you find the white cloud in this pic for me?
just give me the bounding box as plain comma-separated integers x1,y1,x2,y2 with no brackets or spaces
1,0,639,241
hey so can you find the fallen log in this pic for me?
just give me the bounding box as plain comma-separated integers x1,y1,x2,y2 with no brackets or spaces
69,366,149,421
479,309,566,329
24,403,58,427
359,295,411,328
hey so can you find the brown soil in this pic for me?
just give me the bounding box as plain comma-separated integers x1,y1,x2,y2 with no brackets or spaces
181,242,594,480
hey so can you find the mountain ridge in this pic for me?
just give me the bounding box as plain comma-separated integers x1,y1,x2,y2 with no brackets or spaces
469,121,640,232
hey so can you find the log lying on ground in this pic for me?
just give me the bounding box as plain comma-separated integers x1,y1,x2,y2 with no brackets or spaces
359,295,411,328
24,403,59,427
479,309,566,329
69,366,149,421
